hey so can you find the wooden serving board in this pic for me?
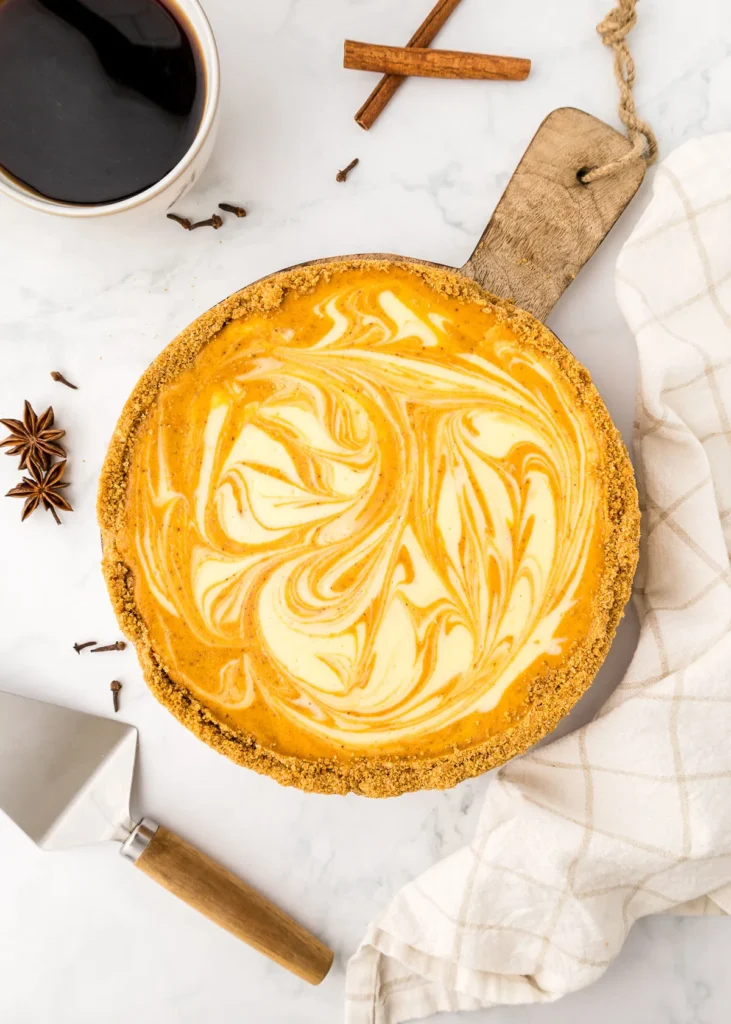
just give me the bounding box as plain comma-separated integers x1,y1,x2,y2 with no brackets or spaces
459,106,645,319
101,106,647,805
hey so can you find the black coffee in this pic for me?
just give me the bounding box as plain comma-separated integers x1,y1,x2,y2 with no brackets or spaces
0,0,204,204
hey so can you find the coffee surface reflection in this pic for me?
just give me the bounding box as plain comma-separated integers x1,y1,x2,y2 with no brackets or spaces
0,0,204,204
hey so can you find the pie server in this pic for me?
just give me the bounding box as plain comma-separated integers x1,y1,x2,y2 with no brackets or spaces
0,688,333,984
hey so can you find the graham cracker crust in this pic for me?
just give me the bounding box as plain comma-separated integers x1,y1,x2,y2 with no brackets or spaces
97,257,640,797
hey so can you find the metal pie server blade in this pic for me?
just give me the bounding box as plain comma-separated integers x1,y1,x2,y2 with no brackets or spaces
0,688,334,982
0,688,137,851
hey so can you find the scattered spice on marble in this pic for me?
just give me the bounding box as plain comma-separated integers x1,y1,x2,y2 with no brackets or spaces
336,157,359,182
110,680,122,713
166,212,192,230
73,640,97,654
91,641,127,653
6,459,72,524
353,0,464,129
190,214,223,230
218,202,247,218
1,400,66,475
50,371,78,390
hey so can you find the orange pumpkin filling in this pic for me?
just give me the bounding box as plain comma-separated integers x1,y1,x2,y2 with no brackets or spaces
115,265,606,762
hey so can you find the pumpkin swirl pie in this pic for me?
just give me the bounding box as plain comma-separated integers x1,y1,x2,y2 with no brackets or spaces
98,260,639,796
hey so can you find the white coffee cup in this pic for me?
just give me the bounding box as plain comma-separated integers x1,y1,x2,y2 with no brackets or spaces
0,0,220,219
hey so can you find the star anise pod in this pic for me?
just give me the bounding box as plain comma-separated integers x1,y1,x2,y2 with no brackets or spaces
0,400,66,476
7,459,73,524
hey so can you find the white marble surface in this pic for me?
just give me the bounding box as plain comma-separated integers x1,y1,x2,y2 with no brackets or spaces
0,0,730,1021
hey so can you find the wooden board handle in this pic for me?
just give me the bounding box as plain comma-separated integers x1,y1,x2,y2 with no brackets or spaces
461,107,646,320
134,825,333,985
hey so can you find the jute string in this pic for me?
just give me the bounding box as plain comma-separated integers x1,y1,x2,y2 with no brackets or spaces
580,0,658,183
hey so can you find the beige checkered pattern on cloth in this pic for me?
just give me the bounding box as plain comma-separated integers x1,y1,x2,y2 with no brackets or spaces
345,135,731,1024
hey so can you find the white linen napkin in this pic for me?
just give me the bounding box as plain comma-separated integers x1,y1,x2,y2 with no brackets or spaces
345,133,731,1024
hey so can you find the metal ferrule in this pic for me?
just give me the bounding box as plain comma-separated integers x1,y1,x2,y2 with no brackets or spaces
120,817,159,862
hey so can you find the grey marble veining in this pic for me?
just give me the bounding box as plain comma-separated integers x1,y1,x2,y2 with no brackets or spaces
0,0,730,1020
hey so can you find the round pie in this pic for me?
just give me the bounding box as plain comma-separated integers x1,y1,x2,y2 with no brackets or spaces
98,259,639,796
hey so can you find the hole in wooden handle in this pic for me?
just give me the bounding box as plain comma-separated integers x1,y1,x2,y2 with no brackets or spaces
576,166,594,185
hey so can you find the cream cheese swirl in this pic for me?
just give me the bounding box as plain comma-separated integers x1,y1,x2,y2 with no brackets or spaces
124,271,603,755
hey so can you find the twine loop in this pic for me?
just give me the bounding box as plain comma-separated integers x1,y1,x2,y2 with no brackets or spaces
580,0,657,183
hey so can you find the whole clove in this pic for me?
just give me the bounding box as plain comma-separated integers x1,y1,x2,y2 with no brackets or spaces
51,372,78,390
110,680,122,713
218,203,247,218
73,640,97,654
166,212,192,230
190,214,223,230
91,641,126,653
336,158,359,182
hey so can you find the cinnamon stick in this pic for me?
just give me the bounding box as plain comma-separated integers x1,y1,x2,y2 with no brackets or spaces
354,0,464,130
345,41,531,82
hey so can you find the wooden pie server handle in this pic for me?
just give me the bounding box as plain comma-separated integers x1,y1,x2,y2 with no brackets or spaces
121,820,333,985
461,107,646,321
